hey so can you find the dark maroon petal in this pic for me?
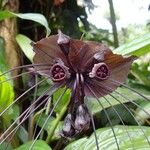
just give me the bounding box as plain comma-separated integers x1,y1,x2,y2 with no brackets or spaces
78,41,111,72
85,55,135,98
67,40,109,72
33,35,60,63
31,33,136,99
67,39,86,71
32,35,69,76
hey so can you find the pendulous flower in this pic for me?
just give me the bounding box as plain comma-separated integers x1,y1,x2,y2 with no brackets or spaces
32,30,135,137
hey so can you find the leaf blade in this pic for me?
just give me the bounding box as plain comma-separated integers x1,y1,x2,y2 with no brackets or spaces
0,11,50,36
64,126,150,150
113,33,150,56
16,34,34,62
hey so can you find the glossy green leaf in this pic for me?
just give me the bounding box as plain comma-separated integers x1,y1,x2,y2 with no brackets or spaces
0,38,15,125
15,140,52,150
16,34,34,62
0,11,50,36
64,126,150,150
0,71,14,113
113,33,150,56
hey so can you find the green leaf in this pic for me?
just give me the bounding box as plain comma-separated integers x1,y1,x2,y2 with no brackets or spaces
17,125,28,143
0,71,15,127
0,11,50,36
86,87,143,115
100,104,137,126
35,114,63,140
53,88,71,114
15,140,52,150
8,104,20,121
0,10,14,20
113,33,150,56
135,101,150,124
16,34,34,62
0,142,13,150
35,114,55,132
0,71,14,113
131,63,150,87
64,126,150,150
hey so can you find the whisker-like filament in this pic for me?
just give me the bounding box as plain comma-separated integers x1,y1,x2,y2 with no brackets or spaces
109,93,150,146
112,88,150,117
32,98,51,140
86,83,134,148
2,93,51,145
0,77,48,117
0,63,52,78
98,81,150,122
28,87,68,149
1,30,148,150
0,83,61,143
101,96,134,148
85,83,120,150
97,84,150,146
109,79,150,101
85,98,99,150
28,74,38,140
0,66,53,85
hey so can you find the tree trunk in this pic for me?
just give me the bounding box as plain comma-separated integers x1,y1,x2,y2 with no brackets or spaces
0,0,22,88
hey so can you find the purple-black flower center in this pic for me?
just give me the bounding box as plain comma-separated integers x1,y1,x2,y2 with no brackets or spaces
50,64,66,81
89,63,110,80
96,64,109,79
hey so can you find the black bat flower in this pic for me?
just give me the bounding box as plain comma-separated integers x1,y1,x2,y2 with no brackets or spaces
32,30,135,137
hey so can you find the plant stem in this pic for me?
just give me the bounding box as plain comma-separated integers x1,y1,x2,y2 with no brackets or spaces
108,0,119,48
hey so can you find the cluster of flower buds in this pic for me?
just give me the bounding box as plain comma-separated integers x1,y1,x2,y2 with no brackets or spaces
61,104,91,138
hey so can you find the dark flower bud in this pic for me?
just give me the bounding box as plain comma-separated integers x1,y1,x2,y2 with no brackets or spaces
74,105,91,132
89,62,110,80
62,113,75,137
57,30,70,55
50,63,70,82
